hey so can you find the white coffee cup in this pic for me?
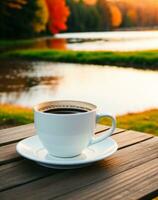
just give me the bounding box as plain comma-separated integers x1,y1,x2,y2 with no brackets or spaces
34,100,116,158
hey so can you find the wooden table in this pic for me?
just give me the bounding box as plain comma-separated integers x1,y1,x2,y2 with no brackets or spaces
0,124,158,200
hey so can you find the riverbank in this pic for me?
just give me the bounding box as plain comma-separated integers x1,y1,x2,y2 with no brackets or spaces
0,104,158,136
0,104,33,128
1,49,158,69
0,39,35,50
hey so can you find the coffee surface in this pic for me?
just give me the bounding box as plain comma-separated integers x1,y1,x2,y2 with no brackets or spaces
44,107,87,114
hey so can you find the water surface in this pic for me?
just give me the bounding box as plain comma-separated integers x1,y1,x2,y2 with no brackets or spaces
1,60,158,115
2,31,158,52
56,31,158,51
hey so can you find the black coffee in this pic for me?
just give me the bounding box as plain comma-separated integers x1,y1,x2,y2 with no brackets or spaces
44,108,88,114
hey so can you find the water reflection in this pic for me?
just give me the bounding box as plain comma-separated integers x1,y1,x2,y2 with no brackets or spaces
0,38,67,52
0,60,63,103
1,60,158,115
1,31,158,52
36,31,158,51
30,38,67,50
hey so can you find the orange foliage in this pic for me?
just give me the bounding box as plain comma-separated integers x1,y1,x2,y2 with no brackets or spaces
109,4,122,27
45,0,70,34
114,0,158,26
83,0,97,5
49,39,67,50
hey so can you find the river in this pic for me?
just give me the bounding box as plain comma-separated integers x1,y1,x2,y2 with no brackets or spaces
4,30,158,52
1,60,158,115
56,30,158,51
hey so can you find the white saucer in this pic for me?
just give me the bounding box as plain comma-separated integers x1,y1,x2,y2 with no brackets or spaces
16,135,118,169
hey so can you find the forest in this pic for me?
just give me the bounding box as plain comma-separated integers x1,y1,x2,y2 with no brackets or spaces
0,0,158,39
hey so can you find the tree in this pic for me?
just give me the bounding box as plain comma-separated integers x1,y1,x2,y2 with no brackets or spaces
0,0,41,39
66,0,107,32
108,3,122,28
45,0,70,34
33,0,49,33
114,0,158,28
97,0,111,30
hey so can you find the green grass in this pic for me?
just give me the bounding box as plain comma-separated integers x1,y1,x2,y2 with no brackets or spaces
0,39,35,49
0,104,33,126
0,104,158,136
1,49,158,69
100,109,158,136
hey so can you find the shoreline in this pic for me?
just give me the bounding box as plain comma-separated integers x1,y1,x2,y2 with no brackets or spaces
1,49,158,70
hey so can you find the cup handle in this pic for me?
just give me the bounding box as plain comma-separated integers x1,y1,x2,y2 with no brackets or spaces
89,114,116,145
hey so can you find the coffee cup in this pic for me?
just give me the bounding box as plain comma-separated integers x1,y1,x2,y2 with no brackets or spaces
34,100,116,157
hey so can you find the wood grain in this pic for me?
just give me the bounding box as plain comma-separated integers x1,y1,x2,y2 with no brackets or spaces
0,160,56,192
0,137,157,199
112,130,153,149
54,158,158,200
0,124,35,146
0,124,157,200
0,143,19,164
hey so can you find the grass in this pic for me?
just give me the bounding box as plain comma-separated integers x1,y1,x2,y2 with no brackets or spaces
0,104,158,136
0,104,33,127
99,109,158,136
1,49,158,69
0,39,35,49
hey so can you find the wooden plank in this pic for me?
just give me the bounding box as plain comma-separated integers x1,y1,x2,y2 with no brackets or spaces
0,137,157,199
0,143,20,164
0,124,124,146
0,160,56,192
112,130,153,149
0,129,152,165
95,124,125,135
54,159,158,200
0,124,35,146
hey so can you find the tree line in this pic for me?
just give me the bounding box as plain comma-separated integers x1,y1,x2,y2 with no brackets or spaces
0,0,69,39
0,0,158,39
67,0,158,32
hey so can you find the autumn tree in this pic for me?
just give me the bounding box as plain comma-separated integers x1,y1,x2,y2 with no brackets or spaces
45,0,70,34
0,0,69,39
114,0,158,28
33,0,49,33
108,2,122,28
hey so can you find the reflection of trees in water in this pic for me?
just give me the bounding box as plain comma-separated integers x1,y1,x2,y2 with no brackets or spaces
0,60,33,92
46,38,67,50
26,76,62,90
26,38,67,50
0,60,33,74
1,38,67,52
0,60,63,94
